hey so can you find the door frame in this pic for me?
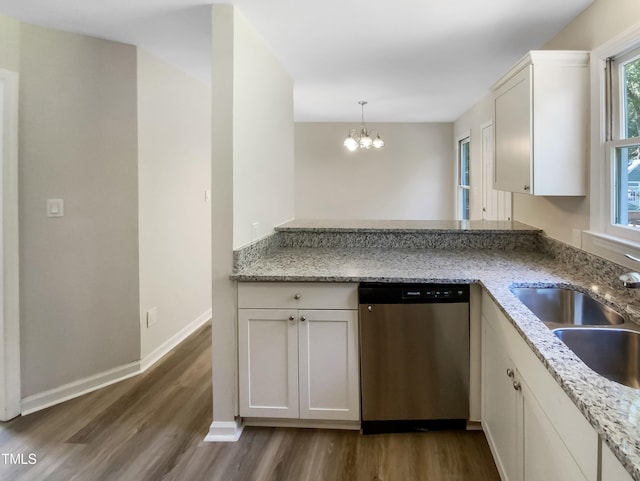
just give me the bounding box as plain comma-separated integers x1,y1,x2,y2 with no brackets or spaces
0,68,20,421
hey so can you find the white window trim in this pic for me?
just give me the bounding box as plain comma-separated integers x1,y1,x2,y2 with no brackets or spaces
585,22,640,268
456,133,471,221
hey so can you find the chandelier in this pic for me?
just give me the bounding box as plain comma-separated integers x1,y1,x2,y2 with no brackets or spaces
343,101,384,151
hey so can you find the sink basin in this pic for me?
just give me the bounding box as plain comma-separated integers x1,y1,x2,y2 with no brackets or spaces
553,328,640,388
511,287,624,326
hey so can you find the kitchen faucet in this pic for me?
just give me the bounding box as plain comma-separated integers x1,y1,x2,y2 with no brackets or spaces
620,254,640,288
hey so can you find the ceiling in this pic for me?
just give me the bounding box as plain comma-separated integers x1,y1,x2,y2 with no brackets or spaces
0,0,594,122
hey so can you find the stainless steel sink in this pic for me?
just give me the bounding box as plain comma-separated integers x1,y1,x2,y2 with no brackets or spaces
511,287,624,326
553,328,640,388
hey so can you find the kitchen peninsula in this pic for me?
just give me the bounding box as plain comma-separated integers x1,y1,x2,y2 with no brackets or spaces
233,219,640,481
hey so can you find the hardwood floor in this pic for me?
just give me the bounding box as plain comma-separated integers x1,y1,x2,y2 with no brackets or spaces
0,322,500,481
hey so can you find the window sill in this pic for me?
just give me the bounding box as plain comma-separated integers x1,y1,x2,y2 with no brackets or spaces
581,230,640,270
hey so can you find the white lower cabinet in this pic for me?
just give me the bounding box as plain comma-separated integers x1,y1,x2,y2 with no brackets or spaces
521,377,588,481
482,316,520,481
237,283,359,422
482,291,597,481
602,441,634,481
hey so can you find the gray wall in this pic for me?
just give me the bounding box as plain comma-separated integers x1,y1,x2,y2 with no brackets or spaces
19,24,140,397
137,49,212,360
295,122,455,220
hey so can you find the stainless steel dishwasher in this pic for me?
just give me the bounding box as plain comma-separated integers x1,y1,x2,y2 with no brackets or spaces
359,282,470,434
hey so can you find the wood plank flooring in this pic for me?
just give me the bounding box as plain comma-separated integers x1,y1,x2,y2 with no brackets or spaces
0,322,500,481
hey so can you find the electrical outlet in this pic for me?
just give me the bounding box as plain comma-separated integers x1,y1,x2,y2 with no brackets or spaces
146,307,158,328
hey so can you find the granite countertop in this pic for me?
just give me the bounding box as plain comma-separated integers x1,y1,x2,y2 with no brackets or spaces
234,245,640,480
277,218,541,233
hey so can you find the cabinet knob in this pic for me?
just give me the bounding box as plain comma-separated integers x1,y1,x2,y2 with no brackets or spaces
523,185,530,191
288,315,295,321
367,305,373,312
513,381,521,391
506,368,514,378
294,293,301,300
300,316,306,322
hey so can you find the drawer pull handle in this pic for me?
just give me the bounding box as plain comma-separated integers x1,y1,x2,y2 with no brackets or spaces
294,294,301,300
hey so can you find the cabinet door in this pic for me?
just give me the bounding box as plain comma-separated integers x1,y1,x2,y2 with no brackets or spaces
238,309,299,418
601,442,634,481
494,65,532,194
482,314,521,481
521,377,588,481
298,310,359,421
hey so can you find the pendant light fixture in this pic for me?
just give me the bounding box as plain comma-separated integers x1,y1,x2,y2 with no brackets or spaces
343,101,384,151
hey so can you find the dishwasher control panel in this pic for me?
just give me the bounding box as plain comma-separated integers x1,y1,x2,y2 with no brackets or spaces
359,282,470,304
402,287,467,301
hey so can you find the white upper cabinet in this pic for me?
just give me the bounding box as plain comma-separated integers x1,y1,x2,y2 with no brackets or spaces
492,51,589,196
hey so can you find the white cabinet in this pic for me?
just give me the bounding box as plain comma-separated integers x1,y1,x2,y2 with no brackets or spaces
492,50,589,195
238,308,299,418
237,283,359,422
482,313,520,481
521,376,589,481
601,442,634,481
481,291,597,481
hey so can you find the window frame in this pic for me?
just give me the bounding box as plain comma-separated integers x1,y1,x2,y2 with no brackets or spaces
603,44,640,242
584,24,640,264
457,135,471,221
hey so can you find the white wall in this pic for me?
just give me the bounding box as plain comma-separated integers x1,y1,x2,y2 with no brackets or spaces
500,0,640,243
453,0,640,242
511,0,640,244
232,11,294,247
295,122,454,220
0,14,19,72
210,5,295,438
19,24,140,397
137,49,211,361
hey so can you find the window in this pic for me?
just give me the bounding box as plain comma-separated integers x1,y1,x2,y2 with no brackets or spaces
607,46,640,239
458,136,470,221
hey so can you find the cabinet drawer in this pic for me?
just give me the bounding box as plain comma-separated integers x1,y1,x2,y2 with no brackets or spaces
238,282,358,310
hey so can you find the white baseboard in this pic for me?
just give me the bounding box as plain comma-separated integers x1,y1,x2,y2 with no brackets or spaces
140,308,212,373
204,420,244,442
21,308,212,416
21,362,140,415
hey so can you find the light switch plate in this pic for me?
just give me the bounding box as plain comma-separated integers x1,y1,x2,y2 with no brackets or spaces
146,307,158,328
47,199,64,217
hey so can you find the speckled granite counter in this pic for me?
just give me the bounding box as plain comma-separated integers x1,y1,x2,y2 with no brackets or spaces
275,218,540,232
233,224,640,480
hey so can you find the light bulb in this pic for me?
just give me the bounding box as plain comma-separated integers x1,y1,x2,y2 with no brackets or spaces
359,128,372,149
344,136,358,151
373,135,385,149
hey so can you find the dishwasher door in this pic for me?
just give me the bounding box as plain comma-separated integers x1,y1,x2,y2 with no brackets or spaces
359,302,470,425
